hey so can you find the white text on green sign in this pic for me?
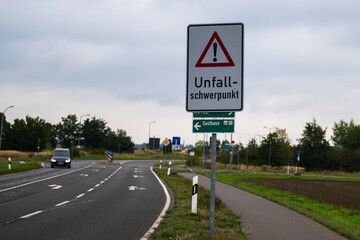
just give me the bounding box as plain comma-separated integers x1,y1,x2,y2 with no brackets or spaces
193,119,234,133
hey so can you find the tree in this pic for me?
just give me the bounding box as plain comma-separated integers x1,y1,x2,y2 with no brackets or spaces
329,120,360,171
11,116,54,151
107,129,134,153
0,113,12,150
55,114,79,148
332,119,360,151
82,117,111,149
259,129,294,166
298,119,330,170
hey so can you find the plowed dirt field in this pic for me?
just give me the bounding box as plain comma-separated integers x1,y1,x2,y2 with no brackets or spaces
238,177,360,210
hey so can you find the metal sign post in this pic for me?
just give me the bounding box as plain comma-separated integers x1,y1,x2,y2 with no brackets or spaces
209,133,217,239
187,23,244,240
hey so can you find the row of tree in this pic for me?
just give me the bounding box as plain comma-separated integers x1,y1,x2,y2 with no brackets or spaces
194,119,360,171
0,114,134,153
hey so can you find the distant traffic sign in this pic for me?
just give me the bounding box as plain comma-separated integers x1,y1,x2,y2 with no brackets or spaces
193,112,234,118
193,119,234,133
163,138,170,146
172,137,181,146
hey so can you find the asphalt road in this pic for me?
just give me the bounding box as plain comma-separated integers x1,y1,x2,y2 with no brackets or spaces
0,160,168,240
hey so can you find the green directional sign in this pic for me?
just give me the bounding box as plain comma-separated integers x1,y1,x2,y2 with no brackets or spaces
193,112,235,118
193,119,235,133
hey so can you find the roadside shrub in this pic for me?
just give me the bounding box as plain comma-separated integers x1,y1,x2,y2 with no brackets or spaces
87,148,106,155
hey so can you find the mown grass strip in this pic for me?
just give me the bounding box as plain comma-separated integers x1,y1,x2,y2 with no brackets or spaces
153,169,246,240
0,162,42,175
203,172,360,240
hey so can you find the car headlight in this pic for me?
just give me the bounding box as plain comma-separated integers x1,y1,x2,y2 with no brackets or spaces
65,159,71,163
51,159,56,162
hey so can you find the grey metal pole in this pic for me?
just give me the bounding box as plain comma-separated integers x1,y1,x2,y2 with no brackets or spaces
230,134,233,173
203,134,205,169
78,114,89,148
209,133,217,239
246,147,249,169
152,136,155,160
0,106,14,151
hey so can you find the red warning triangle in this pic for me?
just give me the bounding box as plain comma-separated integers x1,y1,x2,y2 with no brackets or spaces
195,31,235,67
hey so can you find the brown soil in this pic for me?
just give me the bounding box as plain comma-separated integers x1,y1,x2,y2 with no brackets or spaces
238,177,360,211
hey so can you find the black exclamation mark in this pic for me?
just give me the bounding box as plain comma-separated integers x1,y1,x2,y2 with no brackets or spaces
213,42,217,62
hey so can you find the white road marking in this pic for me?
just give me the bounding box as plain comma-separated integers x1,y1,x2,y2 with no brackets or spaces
133,175,144,178
20,210,43,219
55,201,69,207
77,194,85,198
11,165,124,222
0,165,92,193
80,174,89,177
141,166,171,240
48,184,62,190
128,186,137,191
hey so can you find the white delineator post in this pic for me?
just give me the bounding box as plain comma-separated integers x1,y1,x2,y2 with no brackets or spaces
8,157,11,170
159,160,162,169
192,176,198,213
287,163,290,175
167,161,172,176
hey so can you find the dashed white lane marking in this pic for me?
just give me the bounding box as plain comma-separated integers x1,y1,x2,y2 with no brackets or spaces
14,165,123,221
77,194,85,198
48,184,63,190
20,211,43,219
55,201,70,207
141,166,171,240
0,165,92,193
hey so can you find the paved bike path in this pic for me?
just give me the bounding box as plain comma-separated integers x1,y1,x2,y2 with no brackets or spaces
179,173,347,240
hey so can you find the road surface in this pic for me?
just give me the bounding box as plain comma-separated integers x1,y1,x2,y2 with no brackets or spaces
0,160,168,240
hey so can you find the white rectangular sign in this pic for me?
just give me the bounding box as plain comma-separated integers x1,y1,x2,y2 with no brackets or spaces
186,23,244,112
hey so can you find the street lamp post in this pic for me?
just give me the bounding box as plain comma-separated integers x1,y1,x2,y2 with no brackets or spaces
78,114,90,148
245,133,251,169
148,121,156,151
0,105,14,151
264,126,277,166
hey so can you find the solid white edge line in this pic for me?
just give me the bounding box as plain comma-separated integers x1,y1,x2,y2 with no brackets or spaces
140,166,171,240
0,165,92,193
20,210,43,219
55,201,70,207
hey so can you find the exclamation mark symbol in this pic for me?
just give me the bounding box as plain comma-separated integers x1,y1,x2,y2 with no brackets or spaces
213,42,217,62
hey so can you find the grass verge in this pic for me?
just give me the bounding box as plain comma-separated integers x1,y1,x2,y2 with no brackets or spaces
153,169,246,240
203,172,360,240
0,162,42,176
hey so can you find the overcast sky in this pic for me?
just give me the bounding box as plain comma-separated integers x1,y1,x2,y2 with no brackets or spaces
1,0,360,146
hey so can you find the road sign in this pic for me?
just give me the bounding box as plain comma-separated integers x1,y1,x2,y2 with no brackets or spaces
187,23,244,112
163,138,170,146
107,150,113,162
193,119,234,133
193,112,234,118
172,137,181,146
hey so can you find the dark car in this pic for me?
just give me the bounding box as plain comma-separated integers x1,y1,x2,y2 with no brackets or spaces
51,148,71,168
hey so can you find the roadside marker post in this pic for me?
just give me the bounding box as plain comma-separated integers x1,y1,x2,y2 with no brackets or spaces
107,150,113,162
159,160,162,169
8,157,11,170
167,161,172,176
287,162,290,175
192,176,198,213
